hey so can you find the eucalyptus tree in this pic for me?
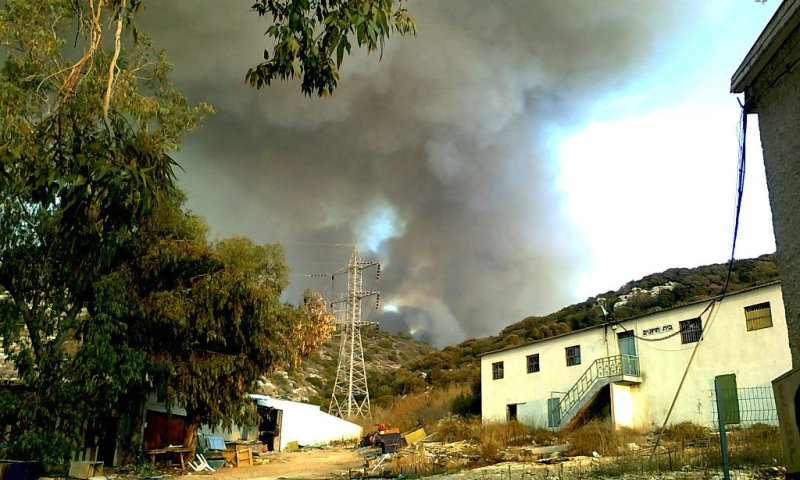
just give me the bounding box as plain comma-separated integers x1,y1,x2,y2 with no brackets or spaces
0,0,410,467
0,0,210,465
103,192,335,462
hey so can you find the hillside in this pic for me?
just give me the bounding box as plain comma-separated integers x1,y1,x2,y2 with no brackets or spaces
262,254,779,411
258,325,434,407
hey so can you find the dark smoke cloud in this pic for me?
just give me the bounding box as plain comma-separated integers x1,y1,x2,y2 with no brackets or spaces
140,1,681,346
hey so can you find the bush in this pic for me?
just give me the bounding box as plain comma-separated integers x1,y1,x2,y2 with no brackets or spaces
451,380,481,417
306,376,324,389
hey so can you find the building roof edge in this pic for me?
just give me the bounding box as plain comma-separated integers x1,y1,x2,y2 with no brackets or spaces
732,0,800,93
479,280,782,358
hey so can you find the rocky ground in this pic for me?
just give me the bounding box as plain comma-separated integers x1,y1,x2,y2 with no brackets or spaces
114,444,786,480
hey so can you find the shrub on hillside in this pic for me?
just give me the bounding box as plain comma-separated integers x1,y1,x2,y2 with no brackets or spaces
451,380,481,416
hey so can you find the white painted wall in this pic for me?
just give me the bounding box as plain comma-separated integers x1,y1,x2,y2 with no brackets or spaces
481,283,791,429
611,383,634,428
250,395,362,450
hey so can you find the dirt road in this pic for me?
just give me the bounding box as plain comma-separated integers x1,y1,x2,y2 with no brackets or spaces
178,449,365,480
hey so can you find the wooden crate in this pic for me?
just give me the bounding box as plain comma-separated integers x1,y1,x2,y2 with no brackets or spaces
235,445,253,467
68,461,103,479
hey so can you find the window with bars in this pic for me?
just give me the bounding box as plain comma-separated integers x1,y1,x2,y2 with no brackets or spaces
679,317,702,344
492,361,504,380
527,353,540,373
744,302,773,331
565,345,581,366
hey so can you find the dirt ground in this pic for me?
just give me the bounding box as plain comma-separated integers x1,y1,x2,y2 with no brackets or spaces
169,447,783,480
176,448,365,480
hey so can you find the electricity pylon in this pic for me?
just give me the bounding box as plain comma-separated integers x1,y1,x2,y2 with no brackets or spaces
328,245,380,419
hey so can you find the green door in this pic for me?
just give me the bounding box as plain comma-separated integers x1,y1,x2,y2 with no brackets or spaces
547,398,561,428
617,331,638,375
617,330,637,356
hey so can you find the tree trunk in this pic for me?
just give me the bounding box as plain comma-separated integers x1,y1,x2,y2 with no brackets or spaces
183,411,201,452
117,398,146,465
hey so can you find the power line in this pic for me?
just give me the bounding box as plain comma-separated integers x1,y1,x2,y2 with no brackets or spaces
648,98,750,463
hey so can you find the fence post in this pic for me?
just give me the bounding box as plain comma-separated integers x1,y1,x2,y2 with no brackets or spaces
715,377,731,480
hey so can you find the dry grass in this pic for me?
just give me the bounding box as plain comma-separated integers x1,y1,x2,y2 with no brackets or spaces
356,392,782,479
584,422,782,477
727,423,782,466
661,421,711,445
354,385,468,432
436,416,556,448
369,416,783,478
563,419,647,456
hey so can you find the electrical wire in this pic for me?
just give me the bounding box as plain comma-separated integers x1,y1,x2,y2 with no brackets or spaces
361,271,381,325
648,98,749,464
614,300,715,343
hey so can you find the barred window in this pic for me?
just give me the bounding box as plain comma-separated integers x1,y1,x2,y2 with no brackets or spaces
565,345,581,366
744,302,772,331
679,317,702,344
492,361,504,380
527,354,540,373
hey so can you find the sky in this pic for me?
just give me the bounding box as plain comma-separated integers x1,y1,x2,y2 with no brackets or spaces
141,1,780,347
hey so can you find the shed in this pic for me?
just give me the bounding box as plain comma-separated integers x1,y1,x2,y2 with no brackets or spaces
249,395,362,451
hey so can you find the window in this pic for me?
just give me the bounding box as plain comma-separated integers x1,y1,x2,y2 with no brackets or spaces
527,353,540,373
744,302,773,331
565,345,581,366
679,317,702,344
492,361,504,380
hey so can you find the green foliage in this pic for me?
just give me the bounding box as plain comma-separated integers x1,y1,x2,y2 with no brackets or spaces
451,379,481,417
111,194,336,436
0,0,343,468
247,0,416,96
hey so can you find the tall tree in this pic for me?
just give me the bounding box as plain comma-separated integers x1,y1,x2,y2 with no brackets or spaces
104,193,334,460
0,0,406,468
0,0,209,467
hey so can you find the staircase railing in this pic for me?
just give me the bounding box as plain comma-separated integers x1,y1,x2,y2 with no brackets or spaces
551,354,640,427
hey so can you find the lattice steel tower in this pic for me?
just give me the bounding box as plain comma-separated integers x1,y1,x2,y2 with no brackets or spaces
328,246,380,418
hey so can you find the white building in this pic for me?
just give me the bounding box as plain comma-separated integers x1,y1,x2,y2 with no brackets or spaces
480,282,791,430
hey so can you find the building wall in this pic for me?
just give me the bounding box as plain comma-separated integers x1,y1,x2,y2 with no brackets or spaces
754,57,800,368
481,284,791,429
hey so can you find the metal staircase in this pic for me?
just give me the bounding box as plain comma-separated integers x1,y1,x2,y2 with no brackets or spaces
549,354,641,429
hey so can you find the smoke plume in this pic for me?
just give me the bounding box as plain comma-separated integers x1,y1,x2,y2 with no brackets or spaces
140,1,681,346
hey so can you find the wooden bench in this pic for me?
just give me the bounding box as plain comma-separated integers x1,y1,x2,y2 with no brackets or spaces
145,447,194,470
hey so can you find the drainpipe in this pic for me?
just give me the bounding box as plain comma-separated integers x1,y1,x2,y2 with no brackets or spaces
597,299,610,356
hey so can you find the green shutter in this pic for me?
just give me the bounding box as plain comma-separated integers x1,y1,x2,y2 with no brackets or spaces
716,374,741,425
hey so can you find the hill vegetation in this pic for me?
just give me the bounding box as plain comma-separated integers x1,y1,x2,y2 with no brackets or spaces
265,254,779,418
259,326,434,407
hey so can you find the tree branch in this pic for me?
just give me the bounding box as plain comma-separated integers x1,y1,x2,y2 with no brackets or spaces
103,0,126,138
13,293,43,361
